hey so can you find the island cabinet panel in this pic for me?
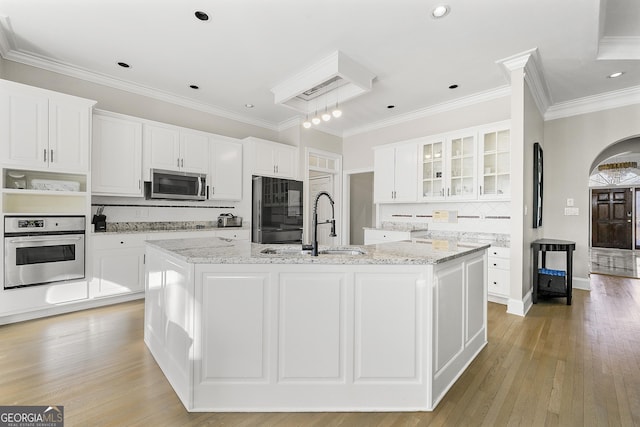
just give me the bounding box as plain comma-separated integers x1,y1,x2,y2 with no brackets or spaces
144,243,488,413
433,264,465,373
279,273,345,381
431,253,488,404
144,248,195,408
200,273,268,381
354,273,421,380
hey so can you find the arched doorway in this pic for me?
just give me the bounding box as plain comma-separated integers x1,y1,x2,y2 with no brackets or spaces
588,136,640,278
589,136,640,251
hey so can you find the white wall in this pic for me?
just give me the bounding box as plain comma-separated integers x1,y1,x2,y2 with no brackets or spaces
543,103,640,279
522,80,545,297
343,97,511,171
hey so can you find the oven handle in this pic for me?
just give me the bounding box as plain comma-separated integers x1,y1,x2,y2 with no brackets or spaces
7,236,83,244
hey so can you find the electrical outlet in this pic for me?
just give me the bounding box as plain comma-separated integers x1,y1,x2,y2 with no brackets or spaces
566,198,574,207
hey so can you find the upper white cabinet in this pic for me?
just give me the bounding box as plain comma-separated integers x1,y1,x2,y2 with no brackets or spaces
143,123,209,179
209,136,243,201
478,124,510,200
420,138,445,200
373,143,417,203
91,111,143,196
246,137,297,179
447,132,477,200
0,79,94,172
419,132,477,201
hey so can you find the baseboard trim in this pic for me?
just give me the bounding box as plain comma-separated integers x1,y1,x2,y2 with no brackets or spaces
573,276,590,291
0,293,144,325
506,290,533,317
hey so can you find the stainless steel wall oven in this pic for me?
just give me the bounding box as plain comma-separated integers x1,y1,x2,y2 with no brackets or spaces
4,215,86,289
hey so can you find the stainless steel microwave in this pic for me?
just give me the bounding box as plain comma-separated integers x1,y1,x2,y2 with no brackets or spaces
146,169,207,201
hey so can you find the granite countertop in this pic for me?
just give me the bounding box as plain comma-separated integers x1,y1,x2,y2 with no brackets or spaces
94,221,250,234
146,237,490,266
364,221,429,232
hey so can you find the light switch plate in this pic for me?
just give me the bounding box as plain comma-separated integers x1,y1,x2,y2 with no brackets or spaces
564,207,579,216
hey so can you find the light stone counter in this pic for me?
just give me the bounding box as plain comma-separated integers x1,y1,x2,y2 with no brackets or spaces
145,236,489,265
97,221,250,234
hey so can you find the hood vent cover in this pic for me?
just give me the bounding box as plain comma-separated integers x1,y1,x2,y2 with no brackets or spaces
271,51,376,114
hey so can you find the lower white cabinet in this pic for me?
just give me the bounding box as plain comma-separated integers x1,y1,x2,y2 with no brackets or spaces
487,245,510,304
90,234,147,298
364,228,427,245
91,229,251,299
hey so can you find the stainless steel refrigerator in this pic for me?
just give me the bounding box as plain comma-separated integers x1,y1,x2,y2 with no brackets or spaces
252,176,304,243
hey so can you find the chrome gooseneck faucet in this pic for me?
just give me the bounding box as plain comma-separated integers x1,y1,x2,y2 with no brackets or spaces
311,191,336,256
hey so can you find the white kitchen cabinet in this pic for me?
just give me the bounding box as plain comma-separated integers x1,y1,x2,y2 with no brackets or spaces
478,124,510,200
420,138,446,199
209,136,243,201
446,132,477,200
143,123,209,179
246,137,297,179
487,245,510,304
364,228,427,245
90,234,147,298
0,79,94,172
91,112,143,196
373,143,417,203
418,131,477,201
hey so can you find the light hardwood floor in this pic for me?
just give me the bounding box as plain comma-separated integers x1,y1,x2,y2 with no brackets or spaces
1,274,639,426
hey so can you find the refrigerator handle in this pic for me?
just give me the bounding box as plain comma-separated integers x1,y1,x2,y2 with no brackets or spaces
258,200,261,229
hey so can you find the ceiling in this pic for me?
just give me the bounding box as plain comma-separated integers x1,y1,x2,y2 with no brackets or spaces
0,0,638,137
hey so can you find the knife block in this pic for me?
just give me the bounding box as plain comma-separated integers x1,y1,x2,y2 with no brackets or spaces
92,214,106,232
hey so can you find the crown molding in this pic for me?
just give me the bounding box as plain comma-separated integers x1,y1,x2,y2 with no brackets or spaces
496,48,552,116
597,36,640,60
544,85,640,121
343,86,511,138
0,28,280,131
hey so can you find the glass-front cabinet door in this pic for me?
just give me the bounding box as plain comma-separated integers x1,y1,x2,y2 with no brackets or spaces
447,134,477,199
420,139,445,199
479,126,510,200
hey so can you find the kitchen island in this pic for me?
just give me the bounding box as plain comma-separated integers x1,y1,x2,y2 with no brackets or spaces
144,237,488,412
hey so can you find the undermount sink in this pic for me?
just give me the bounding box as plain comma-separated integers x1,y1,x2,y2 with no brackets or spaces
260,247,366,256
318,248,366,256
260,247,311,255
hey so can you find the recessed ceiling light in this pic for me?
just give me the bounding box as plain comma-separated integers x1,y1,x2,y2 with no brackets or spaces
387,105,395,109
194,11,209,21
117,62,130,68
244,103,254,108
189,84,199,89
431,5,450,19
607,71,624,78
449,84,459,89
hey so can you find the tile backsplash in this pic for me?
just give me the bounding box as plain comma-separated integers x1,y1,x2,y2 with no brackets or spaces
378,201,511,234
